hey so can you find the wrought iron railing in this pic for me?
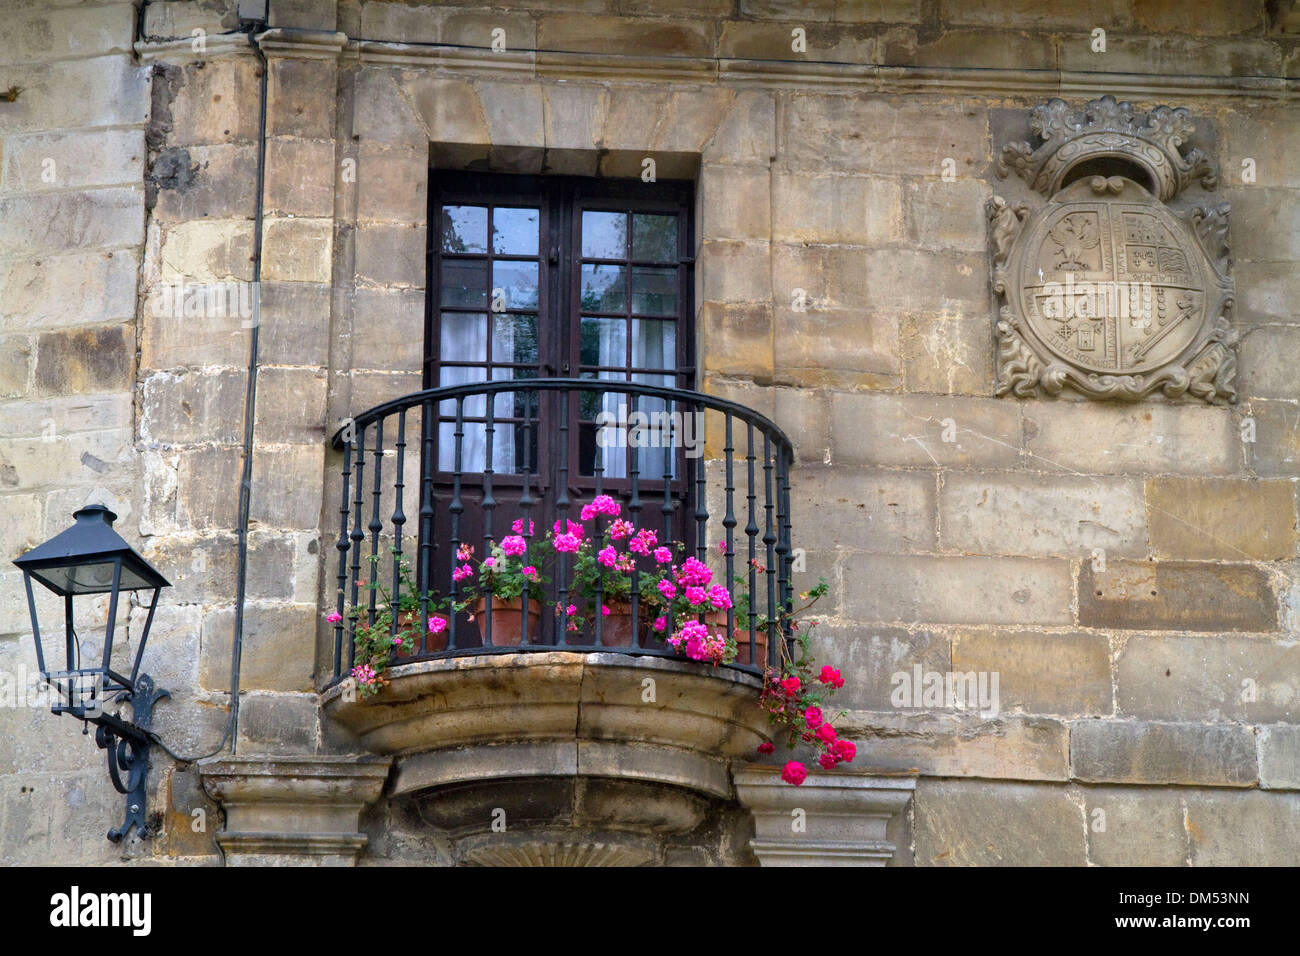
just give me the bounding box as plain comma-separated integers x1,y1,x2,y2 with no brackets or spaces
326,379,795,683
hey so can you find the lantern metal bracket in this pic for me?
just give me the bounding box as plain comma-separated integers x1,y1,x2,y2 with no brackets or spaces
90,674,171,843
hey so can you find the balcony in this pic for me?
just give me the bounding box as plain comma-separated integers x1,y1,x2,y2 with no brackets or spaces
319,379,802,863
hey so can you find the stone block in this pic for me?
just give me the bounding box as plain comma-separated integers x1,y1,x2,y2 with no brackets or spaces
700,302,773,380
1226,186,1300,262
167,57,263,147
352,68,427,147
1070,719,1257,786
772,308,901,390
542,82,606,157
141,284,251,371
1058,33,1281,78
1,129,144,193
771,387,830,464
0,336,31,398
1258,724,1300,790
952,629,1113,717
881,27,1055,70
903,178,991,250
159,218,256,283
175,445,243,531
843,553,1074,626
145,0,240,37
0,493,41,561
354,222,425,288
234,692,321,755
199,602,318,693
1238,325,1300,401
0,428,132,492
536,14,715,57
829,392,1022,469
941,472,1147,558
792,467,936,553
264,138,336,219
1183,789,1300,866
261,217,333,284
255,367,328,444
698,240,771,304
259,281,331,367
699,165,771,241
141,368,246,445
782,95,989,178
400,75,490,147
1146,477,1297,561
1081,786,1188,866
150,143,259,221
937,0,1134,28
351,287,426,373
719,21,876,63
1115,633,1300,723
356,145,427,224
704,90,775,166
251,444,327,530
0,249,139,332
0,56,148,135
900,310,994,396
1079,560,1277,632
1244,399,1300,478
813,624,950,711
0,394,133,441
0,3,135,66
32,324,133,396
1220,105,1300,189
1234,260,1297,328
772,171,902,245
0,188,144,258
913,778,1085,865
1023,402,1239,476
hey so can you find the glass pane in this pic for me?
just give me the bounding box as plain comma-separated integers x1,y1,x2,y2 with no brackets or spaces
441,259,488,308
441,205,487,254
437,364,487,418
440,312,487,363
581,210,627,259
489,366,540,421
632,213,677,261
580,263,627,313
439,421,484,472
580,316,626,369
492,206,539,256
631,319,676,369
492,260,540,311
492,313,538,367
631,266,677,316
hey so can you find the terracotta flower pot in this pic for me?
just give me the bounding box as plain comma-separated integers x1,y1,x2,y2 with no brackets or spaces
471,596,543,645
395,610,448,655
593,601,641,647
700,610,769,667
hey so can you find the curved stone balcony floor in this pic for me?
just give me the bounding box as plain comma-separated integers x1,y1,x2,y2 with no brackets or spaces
322,652,769,801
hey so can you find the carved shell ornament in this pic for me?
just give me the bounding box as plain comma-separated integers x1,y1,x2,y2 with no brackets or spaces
990,96,1236,404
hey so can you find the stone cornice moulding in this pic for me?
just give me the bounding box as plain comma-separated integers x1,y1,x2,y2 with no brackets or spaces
136,29,1297,101
255,28,348,60
134,33,257,64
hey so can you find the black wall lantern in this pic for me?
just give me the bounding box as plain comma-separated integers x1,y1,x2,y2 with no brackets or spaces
13,505,171,842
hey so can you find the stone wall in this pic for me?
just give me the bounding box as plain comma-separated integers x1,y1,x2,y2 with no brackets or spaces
0,0,1296,865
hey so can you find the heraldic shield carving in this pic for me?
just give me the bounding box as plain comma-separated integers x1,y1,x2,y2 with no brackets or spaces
990,96,1236,403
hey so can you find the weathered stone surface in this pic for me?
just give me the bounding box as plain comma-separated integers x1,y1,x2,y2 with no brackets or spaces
354,222,425,288
698,240,771,304
1238,326,1300,401
0,250,139,332
900,310,994,396
1024,403,1239,476
1079,561,1278,632
719,21,876,63
782,96,989,178
773,307,900,390
1258,724,1300,790
0,3,136,65
1244,399,1300,478
771,387,830,464
792,467,936,552
167,58,263,147
351,287,425,373
141,368,246,445
258,281,331,367
158,218,256,282
812,625,950,711
254,367,327,444
903,178,991,250
0,189,144,257
32,324,133,396
1146,477,1297,561
882,28,1055,70
1081,786,1188,866
700,302,773,380
235,693,321,755
1183,789,1300,866
199,602,318,693
261,217,333,284
264,138,336,219
913,778,1085,865
843,711,1070,781
830,392,1022,469
700,165,771,241
537,14,716,57
1,128,144,193
1116,634,1300,723
0,56,148,135
151,143,258,221
771,172,902,245
1070,719,1258,786
1058,32,1281,77
941,472,1146,558
952,630,1114,717
845,553,1073,625
1221,105,1300,189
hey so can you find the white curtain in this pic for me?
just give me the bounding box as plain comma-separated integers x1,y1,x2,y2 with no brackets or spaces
438,317,516,474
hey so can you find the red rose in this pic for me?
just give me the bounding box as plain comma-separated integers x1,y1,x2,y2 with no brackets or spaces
757,741,775,755
781,761,807,786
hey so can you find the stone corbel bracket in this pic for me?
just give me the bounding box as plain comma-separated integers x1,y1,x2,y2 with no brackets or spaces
732,765,917,866
199,756,392,866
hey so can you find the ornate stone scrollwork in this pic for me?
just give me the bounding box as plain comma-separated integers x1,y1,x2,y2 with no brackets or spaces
990,96,1236,404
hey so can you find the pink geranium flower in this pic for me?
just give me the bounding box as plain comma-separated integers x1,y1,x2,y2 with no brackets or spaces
781,761,807,786
653,546,673,564
501,534,527,556
428,616,447,634
804,706,823,729
326,612,342,623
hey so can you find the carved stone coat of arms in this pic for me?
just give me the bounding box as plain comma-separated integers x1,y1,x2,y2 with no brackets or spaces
990,96,1236,403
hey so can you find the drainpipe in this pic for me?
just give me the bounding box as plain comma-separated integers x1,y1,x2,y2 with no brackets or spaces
229,2,271,754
